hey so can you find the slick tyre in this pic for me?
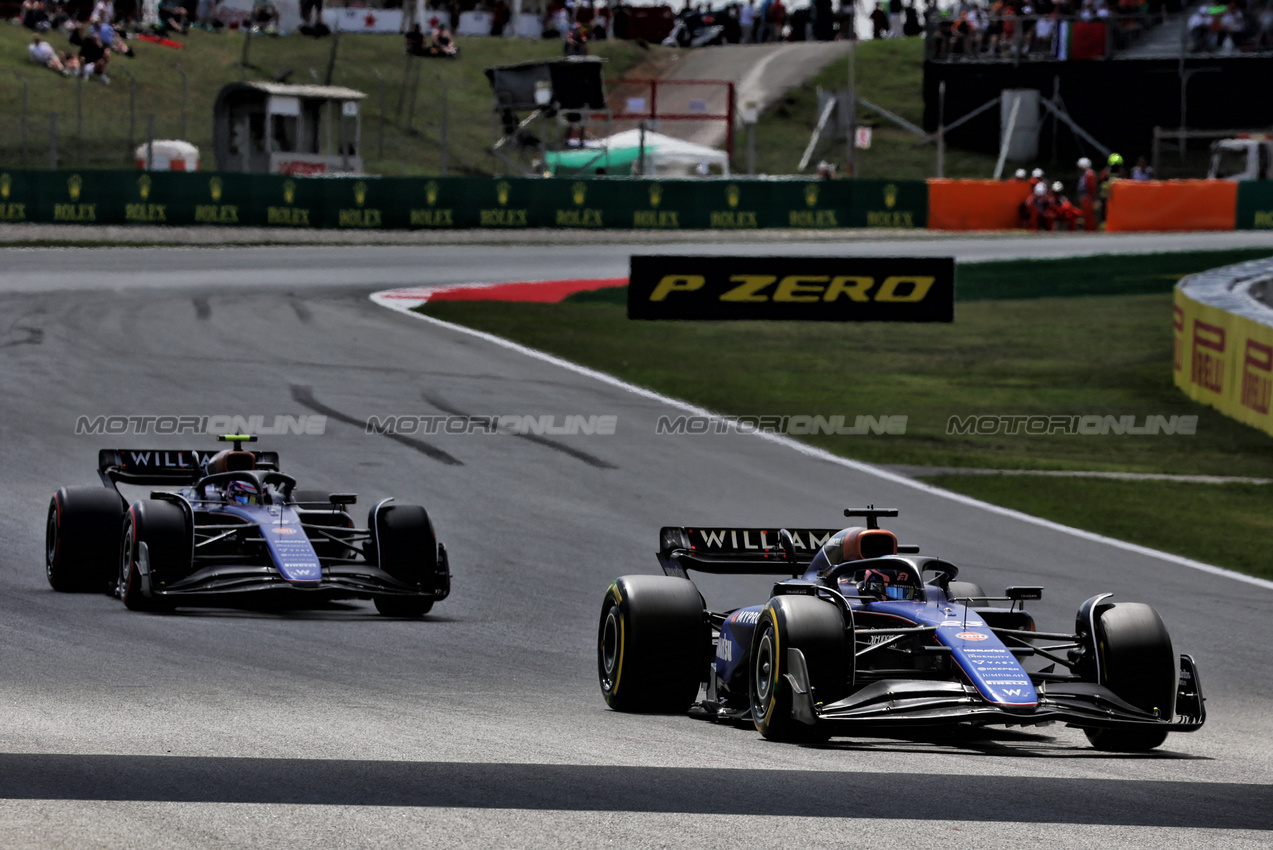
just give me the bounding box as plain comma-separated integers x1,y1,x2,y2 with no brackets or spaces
373,596,433,617
1083,602,1177,752
46,486,126,592
369,503,444,612
946,581,987,603
750,595,850,743
598,575,709,713
119,501,190,613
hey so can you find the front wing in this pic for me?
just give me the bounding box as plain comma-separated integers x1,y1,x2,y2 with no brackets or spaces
775,648,1206,734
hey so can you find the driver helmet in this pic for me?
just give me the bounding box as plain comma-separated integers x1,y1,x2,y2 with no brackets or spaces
226,480,260,505
857,568,919,601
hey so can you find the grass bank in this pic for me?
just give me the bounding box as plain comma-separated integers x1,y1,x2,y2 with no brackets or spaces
924,475,1273,581
416,248,1273,576
0,26,652,174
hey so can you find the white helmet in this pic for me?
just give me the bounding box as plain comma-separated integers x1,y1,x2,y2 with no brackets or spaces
1051,181,1064,192
1014,168,1027,179
1078,157,1092,169
1031,168,1044,179
1033,182,1046,196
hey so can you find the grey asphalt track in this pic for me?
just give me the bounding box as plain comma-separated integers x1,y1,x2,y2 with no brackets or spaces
2,234,1273,848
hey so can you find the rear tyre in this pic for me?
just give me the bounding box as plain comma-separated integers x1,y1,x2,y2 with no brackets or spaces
750,595,849,742
1082,601,1176,752
946,580,987,603
598,575,708,713
119,501,190,613
46,486,125,592
289,489,332,506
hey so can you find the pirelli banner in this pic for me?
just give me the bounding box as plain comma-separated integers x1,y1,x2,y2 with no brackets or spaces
1173,261,1273,437
628,255,955,321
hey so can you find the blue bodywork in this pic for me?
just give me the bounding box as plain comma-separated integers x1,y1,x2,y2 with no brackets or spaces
713,562,1037,710
207,501,322,584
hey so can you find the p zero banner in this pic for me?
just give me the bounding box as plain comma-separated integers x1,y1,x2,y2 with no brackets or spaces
627,256,955,321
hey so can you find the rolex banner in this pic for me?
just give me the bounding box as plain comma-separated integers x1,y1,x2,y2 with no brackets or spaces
0,171,929,232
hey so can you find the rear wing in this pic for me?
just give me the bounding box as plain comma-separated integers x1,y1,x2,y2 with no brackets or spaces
657,526,843,579
98,448,280,485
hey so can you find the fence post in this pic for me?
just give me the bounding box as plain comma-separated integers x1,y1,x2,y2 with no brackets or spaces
372,68,386,160
441,82,449,176
49,112,58,170
936,80,945,179
118,66,137,162
76,75,83,163
12,72,28,164
172,63,189,140
324,27,341,85
146,114,155,170
239,27,252,77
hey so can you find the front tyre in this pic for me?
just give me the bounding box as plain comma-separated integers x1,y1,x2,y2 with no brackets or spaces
119,501,189,613
1082,601,1177,752
374,596,433,617
369,503,448,602
598,575,708,713
750,595,850,742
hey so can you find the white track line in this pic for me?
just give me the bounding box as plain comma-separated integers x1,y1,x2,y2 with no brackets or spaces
371,287,1273,593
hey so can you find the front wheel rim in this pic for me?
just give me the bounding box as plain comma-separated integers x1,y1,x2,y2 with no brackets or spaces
754,630,775,704
601,607,620,677
119,526,133,597
45,504,59,575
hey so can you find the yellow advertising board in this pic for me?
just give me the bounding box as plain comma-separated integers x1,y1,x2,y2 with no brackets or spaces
1174,287,1273,436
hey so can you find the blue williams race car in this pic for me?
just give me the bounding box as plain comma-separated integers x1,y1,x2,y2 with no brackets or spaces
46,435,449,616
598,507,1205,751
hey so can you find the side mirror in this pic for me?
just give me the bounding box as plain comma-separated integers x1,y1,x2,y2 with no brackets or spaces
329,494,357,506
1006,586,1043,601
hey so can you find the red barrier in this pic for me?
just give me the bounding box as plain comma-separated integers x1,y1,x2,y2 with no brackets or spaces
927,179,1031,231
1105,180,1238,232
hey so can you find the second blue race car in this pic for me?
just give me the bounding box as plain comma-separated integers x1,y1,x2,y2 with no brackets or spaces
597,506,1204,751
46,435,450,616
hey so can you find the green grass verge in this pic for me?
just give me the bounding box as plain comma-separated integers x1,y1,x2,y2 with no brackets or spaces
923,475,1273,581
420,249,1273,477
0,26,653,175
751,38,1004,179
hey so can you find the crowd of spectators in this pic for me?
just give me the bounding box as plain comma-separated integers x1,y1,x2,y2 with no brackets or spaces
18,0,142,83
405,20,458,55
930,0,1166,59
1186,2,1273,52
